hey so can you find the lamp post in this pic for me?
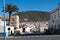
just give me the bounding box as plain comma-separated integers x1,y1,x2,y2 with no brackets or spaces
3,0,6,40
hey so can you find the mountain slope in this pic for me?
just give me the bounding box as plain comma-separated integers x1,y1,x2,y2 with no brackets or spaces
14,11,50,22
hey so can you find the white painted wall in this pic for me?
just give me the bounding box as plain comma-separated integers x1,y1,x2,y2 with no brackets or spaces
0,19,6,33
6,26,14,36
0,19,14,36
40,26,48,33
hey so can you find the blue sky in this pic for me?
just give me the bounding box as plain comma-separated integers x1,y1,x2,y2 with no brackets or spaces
0,0,60,16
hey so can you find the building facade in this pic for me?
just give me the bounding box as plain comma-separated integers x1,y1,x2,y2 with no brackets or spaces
19,21,48,33
49,3,60,29
0,15,19,29
0,19,14,36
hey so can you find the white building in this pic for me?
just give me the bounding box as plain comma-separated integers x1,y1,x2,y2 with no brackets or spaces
49,3,60,29
19,22,38,33
0,19,14,36
0,19,6,36
19,21,48,33
40,21,48,33
6,26,14,36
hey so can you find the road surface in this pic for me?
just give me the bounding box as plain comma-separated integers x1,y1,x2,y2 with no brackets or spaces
0,35,60,40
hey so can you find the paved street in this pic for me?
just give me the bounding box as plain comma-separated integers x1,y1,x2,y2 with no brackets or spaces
0,35,60,40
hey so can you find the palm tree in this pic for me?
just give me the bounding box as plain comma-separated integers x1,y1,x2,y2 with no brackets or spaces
3,3,19,26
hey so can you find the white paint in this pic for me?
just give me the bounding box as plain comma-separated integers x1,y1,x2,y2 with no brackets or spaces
6,26,14,36
0,19,6,33
0,19,14,36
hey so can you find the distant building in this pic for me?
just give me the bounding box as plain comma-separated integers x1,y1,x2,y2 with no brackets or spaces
0,15,19,29
19,22,39,33
19,21,48,33
39,21,48,33
49,3,60,29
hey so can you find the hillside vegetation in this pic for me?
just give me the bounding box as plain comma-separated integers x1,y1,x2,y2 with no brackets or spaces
14,11,50,22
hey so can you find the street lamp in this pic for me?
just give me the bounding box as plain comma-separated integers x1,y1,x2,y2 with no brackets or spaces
3,0,6,40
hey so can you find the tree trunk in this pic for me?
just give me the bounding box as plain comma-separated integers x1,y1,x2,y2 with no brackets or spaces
8,12,11,26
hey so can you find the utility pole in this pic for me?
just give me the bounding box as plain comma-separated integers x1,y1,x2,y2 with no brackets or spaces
3,0,6,40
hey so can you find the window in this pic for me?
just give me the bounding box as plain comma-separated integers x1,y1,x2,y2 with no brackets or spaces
6,19,9,21
12,19,15,21
22,28,25,32
6,24,9,26
55,13,56,19
50,14,53,20
58,10,60,18
8,28,10,30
